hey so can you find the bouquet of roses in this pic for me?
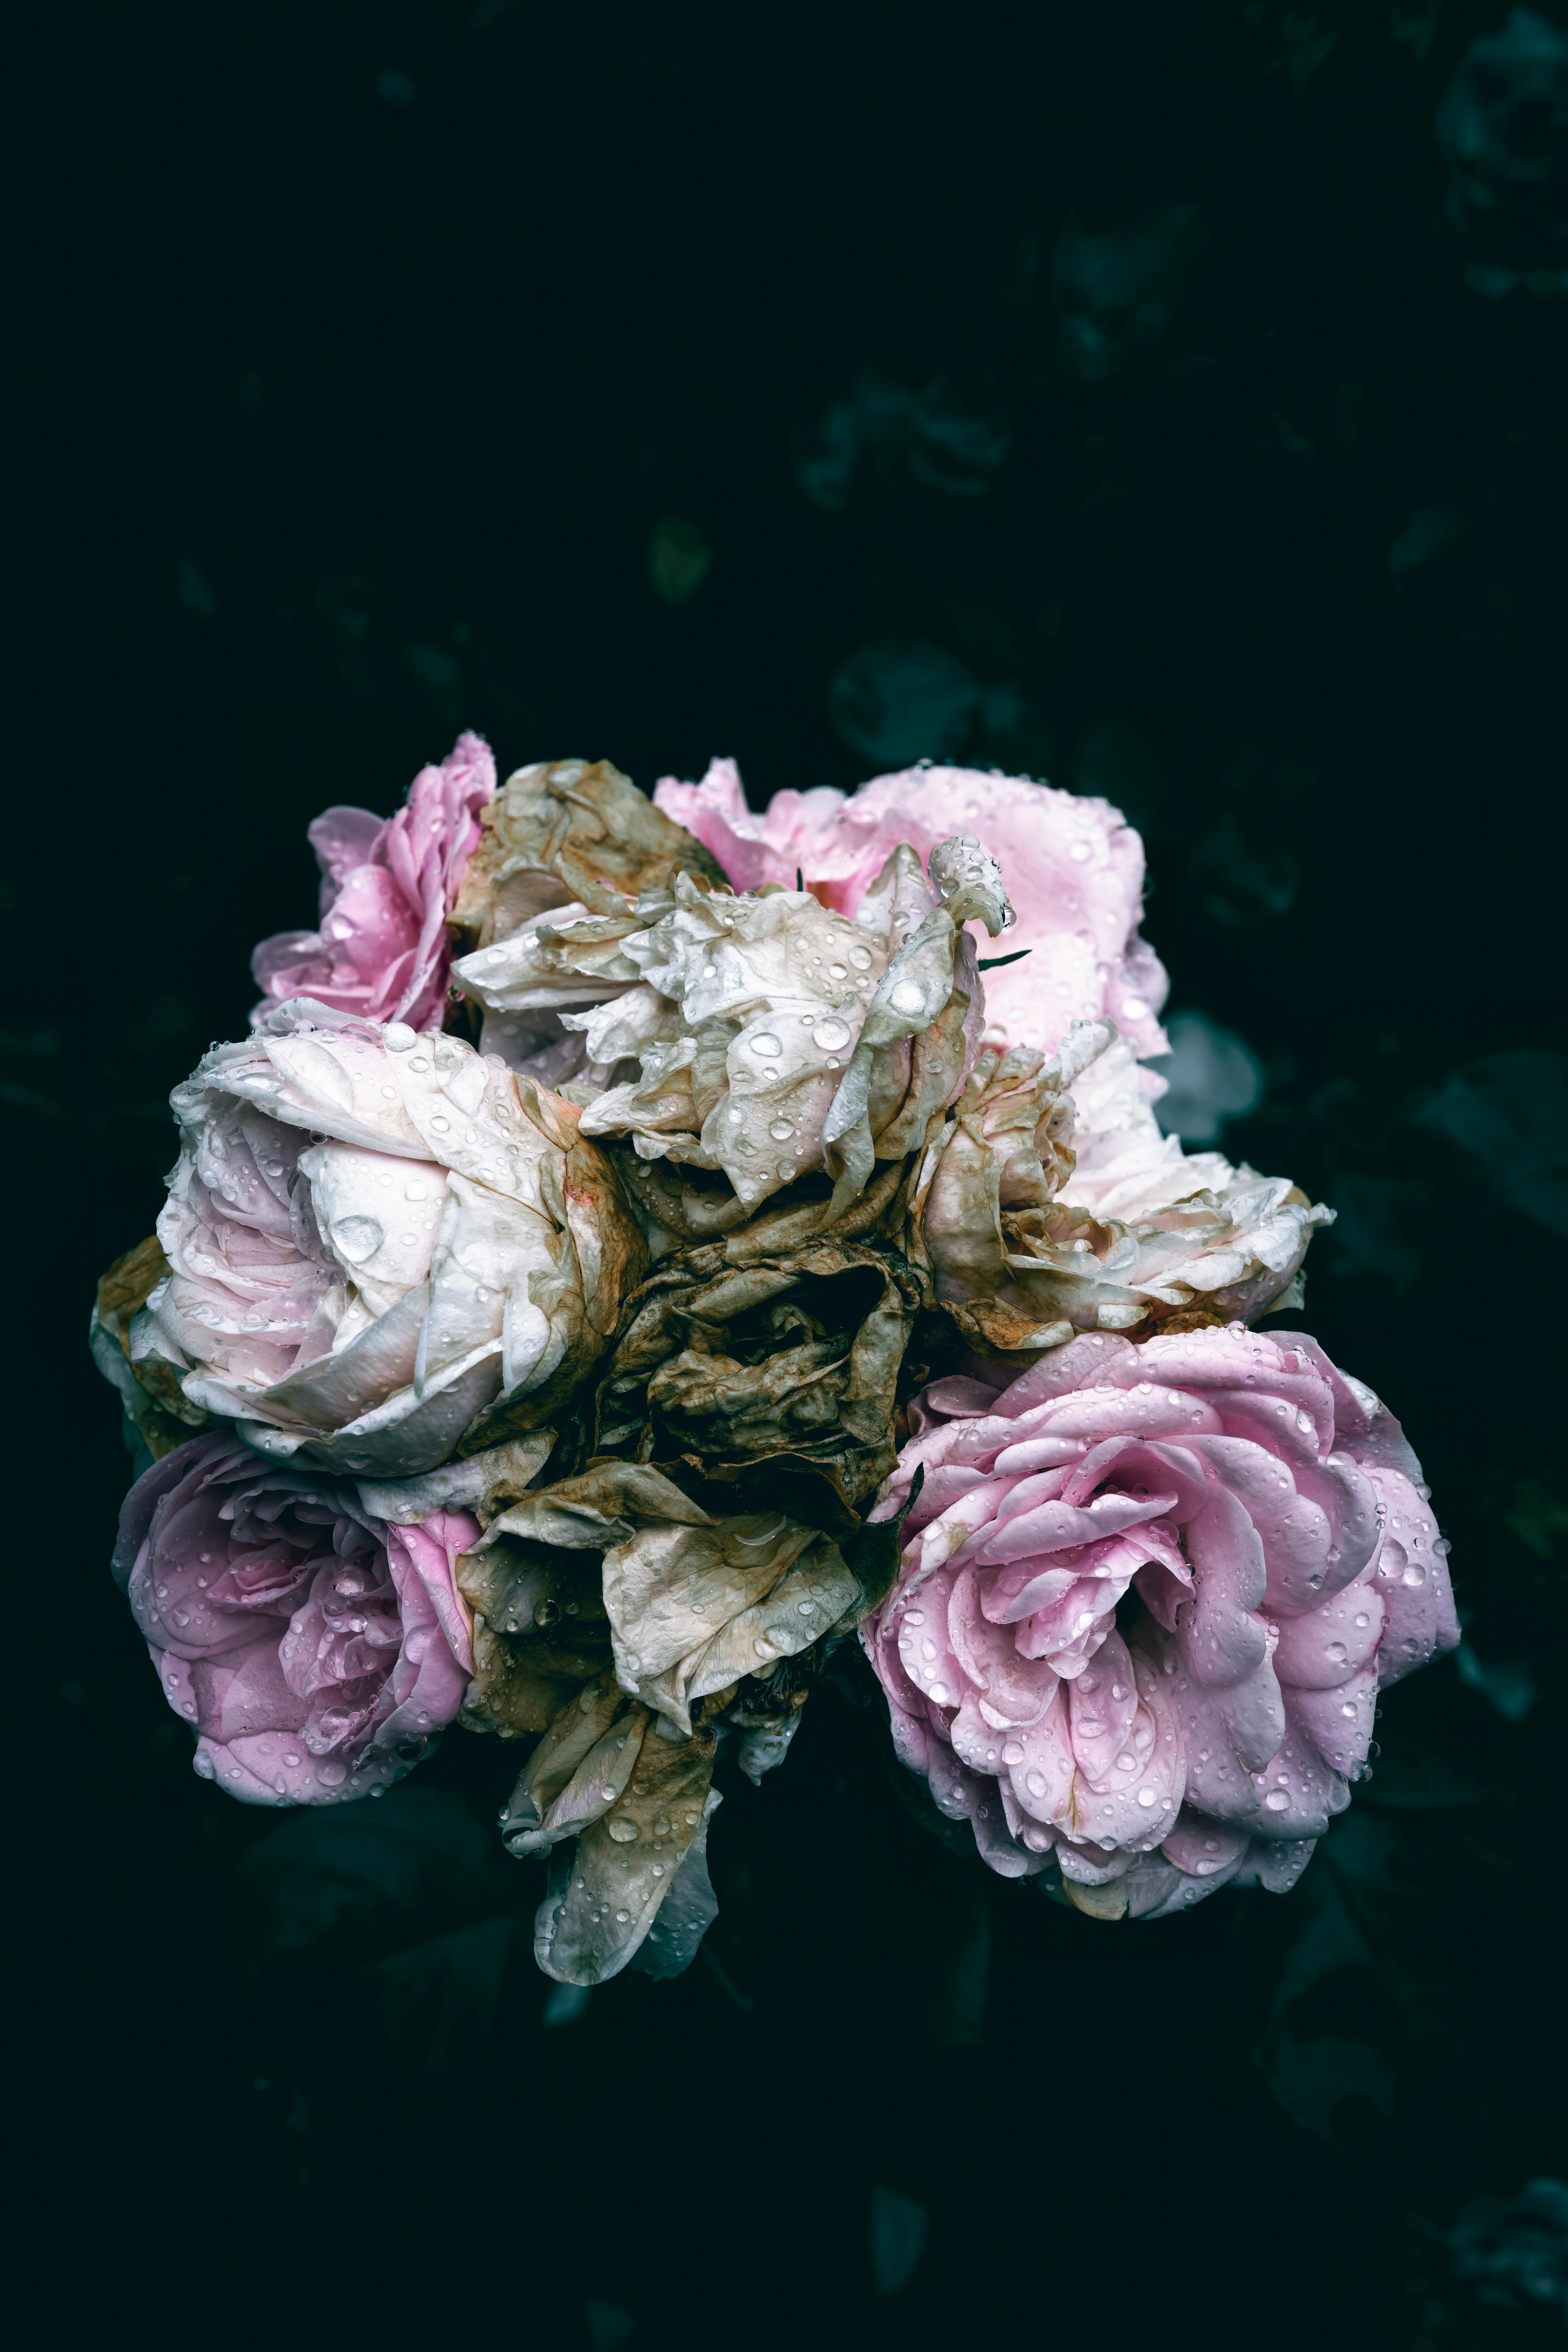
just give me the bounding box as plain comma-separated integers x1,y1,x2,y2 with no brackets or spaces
94,732,1457,1981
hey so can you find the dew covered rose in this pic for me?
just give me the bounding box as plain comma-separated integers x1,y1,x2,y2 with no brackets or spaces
864,1325,1457,1918
556,838,1009,1249
914,1023,1330,1352
115,1432,477,1804
653,757,1168,1057
251,731,494,1032
119,999,643,1476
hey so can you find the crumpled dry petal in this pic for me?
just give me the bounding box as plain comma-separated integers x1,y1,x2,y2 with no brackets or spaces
913,1023,1331,1352
447,756,726,1075
91,1234,211,1466
458,1461,862,1981
863,1324,1457,1916
554,839,1001,1249
115,998,643,1477
653,756,1169,1057
251,731,493,1033
114,1430,477,1806
593,1237,921,1518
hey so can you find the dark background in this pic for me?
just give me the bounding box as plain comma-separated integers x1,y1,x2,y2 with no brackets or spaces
11,4,1567,2345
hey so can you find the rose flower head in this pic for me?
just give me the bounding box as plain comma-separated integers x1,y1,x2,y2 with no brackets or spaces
653,756,1168,1057
113,999,643,1477
864,1325,1457,1917
456,1462,867,1983
548,834,1009,1251
251,731,494,1032
915,1022,1331,1353
115,1431,477,1804
593,1237,921,1520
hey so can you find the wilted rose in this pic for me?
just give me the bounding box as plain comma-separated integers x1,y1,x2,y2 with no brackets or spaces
653,757,1168,1057
551,839,1009,1251
251,732,494,1032
593,1236,921,1518
115,1431,478,1804
914,1024,1330,1353
456,1461,867,1981
447,755,727,1075
113,999,643,1477
863,1325,1457,1917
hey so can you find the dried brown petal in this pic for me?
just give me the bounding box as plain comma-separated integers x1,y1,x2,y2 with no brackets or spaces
450,756,727,944
592,1239,920,1514
90,1236,209,1458
533,1723,720,1984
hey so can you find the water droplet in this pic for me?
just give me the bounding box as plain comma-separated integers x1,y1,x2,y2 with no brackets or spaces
1264,1789,1291,1812
814,1016,852,1051
1327,1641,1347,1664
607,1816,638,1843
1403,1561,1428,1589
1340,1701,1357,1719
1002,1740,1025,1765
408,1055,431,1073
385,1024,416,1052
887,983,924,1017
429,1114,450,1132
929,1682,950,1705
615,1908,631,1924
849,946,872,970
750,1032,782,1057
1025,1769,1046,1795
653,1814,670,1837
1137,1787,1158,1808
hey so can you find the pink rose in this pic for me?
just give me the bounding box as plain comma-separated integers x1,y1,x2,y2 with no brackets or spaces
114,1431,478,1805
251,731,495,1032
653,756,1168,1057
862,1324,1456,1919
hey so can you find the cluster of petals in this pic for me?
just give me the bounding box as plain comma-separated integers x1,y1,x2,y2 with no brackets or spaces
251,732,494,1033
116,1431,477,1804
864,1324,1457,1917
915,1026,1331,1348
129,998,641,1477
455,836,1010,1234
458,1461,865,1982
653,756,1169,1058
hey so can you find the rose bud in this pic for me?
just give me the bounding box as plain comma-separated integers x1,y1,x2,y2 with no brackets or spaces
863,1326,1457,1918
251,731,494,1033
114,1431,478,1804
108,999,643,1477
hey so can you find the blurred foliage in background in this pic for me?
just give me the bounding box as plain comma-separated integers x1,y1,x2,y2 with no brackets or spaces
11,3,1568,2346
